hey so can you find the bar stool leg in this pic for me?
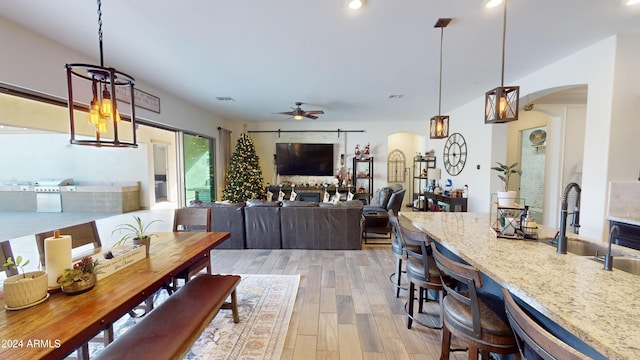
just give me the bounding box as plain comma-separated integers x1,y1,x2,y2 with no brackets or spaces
469,347,479,359
418,287,425,313
406,281,415,329
395,258,403,297
441,324,452,360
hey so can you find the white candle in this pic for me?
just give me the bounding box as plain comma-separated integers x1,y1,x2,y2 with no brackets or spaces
44,232,72,289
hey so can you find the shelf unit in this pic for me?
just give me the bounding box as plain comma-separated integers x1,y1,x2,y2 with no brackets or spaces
489,194,532,239
412,157,436,210
353,157,373,204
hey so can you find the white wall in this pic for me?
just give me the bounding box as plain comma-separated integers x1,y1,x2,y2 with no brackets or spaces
0,17,236,199
431,97,496,212
438,36,630,241
388,132,425,199
0,132,148,185
2,16,639,242
608,34,640,181
248,120,429,194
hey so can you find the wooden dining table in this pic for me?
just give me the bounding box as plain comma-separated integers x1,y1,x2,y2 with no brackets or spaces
0,231,230,360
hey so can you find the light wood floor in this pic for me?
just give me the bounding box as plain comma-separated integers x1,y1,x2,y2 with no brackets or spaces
209,244,468,360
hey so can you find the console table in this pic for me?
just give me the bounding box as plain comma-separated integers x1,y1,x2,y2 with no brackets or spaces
424,192,467,212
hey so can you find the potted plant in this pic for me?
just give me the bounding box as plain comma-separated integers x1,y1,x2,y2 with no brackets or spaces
57,256,99,295
491,162,521,206
112,216,161,257
2,256,48,309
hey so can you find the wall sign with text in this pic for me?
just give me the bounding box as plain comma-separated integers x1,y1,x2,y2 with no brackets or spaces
116,87,161,113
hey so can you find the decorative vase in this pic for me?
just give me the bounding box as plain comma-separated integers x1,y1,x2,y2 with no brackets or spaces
133,237,151,257
61,273,96,295
497,190,517,207
3,270,49,309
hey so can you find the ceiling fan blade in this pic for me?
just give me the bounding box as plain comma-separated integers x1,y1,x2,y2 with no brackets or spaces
305,110,324,115
305,114,319,120
274,111,294,115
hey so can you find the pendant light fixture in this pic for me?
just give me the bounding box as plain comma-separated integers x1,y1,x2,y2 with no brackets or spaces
484,0,519,124
65,0,137,147
430,18,452,139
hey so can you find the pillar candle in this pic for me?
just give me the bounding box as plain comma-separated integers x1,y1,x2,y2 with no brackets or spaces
44,231,72,289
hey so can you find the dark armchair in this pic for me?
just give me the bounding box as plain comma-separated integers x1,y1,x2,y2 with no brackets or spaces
362,186,406,242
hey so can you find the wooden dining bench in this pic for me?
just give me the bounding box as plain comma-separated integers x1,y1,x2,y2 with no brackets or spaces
94,274,241,360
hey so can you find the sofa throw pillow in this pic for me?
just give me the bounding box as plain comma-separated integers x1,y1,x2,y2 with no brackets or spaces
371,187,392,209
388,184,403,193
370,187,387,207
281,200,319,207
246,199,280,207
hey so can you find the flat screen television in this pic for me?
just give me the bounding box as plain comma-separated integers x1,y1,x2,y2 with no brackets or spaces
276,143,334,176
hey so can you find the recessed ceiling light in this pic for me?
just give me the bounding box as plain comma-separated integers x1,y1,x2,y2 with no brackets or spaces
216,97,236,102
348,0,365,10
388,94,404,99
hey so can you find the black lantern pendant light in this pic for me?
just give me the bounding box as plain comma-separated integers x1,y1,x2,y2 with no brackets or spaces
430,18,452,139
484,0,519,124
65,0,137,147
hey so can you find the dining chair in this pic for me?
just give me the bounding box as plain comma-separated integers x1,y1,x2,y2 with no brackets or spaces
431,244,520,360
397,215,449,330
0,240,18,277
35,221,112,360
502,288,590,360
35,221,102,268
173,207,211,232
172,207,212,287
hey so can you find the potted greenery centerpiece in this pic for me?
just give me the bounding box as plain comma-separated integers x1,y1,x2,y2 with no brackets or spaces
112,216,161,257
57,256,99,295
2,256,49,309
491,162,521,207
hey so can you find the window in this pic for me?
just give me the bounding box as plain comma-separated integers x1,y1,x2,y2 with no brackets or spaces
387,149,406,182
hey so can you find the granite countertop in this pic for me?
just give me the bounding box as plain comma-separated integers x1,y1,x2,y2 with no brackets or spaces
608,214,640,227
401,211,640,360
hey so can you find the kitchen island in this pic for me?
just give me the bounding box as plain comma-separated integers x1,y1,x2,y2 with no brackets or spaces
401,211,640,360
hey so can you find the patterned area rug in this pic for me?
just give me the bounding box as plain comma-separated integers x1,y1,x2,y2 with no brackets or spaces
79,274,299,360
185,274,300,359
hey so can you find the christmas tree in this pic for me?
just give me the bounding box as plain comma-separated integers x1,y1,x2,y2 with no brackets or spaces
222,132,266,202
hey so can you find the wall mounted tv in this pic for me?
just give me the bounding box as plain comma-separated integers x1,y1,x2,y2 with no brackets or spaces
276,143,334,176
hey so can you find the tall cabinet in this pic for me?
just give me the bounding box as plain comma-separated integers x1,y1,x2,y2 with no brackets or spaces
353,157,373,204
412,157,436,210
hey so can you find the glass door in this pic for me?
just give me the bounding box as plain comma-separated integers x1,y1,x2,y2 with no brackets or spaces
519,126,546,223
183,133,215,203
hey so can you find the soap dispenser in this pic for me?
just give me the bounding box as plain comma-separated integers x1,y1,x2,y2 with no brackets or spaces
523,210,537,237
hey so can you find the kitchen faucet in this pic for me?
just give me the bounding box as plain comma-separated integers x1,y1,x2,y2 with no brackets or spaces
604,225,621,271
557,182,581,254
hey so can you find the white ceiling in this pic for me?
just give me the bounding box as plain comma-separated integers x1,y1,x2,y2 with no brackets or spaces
1,1,639,124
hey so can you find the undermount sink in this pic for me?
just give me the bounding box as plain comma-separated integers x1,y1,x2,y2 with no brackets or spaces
539,238,640,275
590,257,640,276
539,238,625,257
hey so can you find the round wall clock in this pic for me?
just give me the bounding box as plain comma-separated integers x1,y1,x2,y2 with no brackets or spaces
443,132,467,176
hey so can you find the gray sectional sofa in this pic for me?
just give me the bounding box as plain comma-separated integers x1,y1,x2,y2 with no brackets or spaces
188,201,246,249
189,199,364,250
280,200,364,250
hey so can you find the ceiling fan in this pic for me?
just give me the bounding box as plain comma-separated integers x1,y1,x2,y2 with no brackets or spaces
274,102,324,120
